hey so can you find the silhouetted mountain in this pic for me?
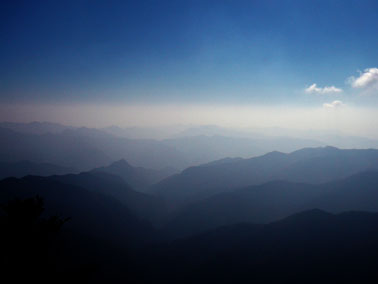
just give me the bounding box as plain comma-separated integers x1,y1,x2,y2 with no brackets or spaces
0,121,73,134
201,157,244,166
101,125,185,140
4,187,378,283
0,160,77,180
162,171,378,238
153,146,378,205
143,209,378,283
91,159,176,192
102,124,378,150
162,134,324,166
0,196,71,284
3,172,378,283
61,128,188,169
0,126,188,170
252,127,378,149
0,127,111,170
48,171,167,223
0,176,155,247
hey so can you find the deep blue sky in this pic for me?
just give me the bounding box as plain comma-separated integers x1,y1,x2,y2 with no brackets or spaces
1,0,378,105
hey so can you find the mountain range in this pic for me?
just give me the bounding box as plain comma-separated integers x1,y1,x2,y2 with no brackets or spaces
161,171,378,238
0,126,187,170
4,122,378,173
0,175,155,248
91,159,175,192
3,122,378,282
0,160,76,179
138,209,378,284
153,146,378,205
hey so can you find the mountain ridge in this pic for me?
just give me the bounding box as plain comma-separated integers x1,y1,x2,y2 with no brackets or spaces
153,146,378,205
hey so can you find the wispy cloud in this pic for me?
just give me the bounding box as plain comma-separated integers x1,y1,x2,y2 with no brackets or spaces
323,100,344,109
305,83,343,94
349,68,378,89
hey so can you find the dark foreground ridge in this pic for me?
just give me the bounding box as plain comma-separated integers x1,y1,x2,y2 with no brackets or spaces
2,186,378,283
2,147,378,283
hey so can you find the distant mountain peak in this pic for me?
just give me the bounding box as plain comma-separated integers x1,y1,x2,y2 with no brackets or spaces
295,208,331,216
288,146,341,160
276,208,333,225
293,145,340,154
91,159,175,192
263,150,286,157
201,157,243,167
110,159,132,168
323,145,339,150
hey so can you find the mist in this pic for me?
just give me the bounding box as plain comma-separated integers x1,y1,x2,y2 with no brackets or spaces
1,103,378,139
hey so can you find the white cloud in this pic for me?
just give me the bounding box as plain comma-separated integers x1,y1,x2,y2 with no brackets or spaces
305,83,343,94
349,68,378,88
323,100,344,109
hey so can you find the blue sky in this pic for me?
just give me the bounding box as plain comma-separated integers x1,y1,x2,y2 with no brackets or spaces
1,0,378,106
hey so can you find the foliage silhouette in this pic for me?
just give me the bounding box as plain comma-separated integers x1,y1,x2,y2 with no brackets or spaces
0,196,69,283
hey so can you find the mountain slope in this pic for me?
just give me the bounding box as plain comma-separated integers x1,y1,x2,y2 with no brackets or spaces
48,171,167,224
0,127,111,170
0,127,188,171
162,171,378,238
91,159,175,192
0,176,155,247
162,134,324,166
144,209,378,284
0,121,73,134
0,160,77,180
153,147,378,204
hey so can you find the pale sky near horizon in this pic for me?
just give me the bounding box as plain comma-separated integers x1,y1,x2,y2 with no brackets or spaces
1,103,378,139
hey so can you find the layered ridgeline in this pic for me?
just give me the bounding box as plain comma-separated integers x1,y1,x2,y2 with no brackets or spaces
2,146,378,282
0,175,156,248
0,169,167,227
47,171,167,224
3,122,378,173
91,159,175,192
0,157,174,194
143,209,378,284
0,160,77,180
161,134,325,166
0,126,187,171
0,121,74,134
153,147,378,204
104,124,378,164
161,171,378,238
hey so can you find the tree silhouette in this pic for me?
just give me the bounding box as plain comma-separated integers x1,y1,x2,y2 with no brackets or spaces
0,196,69,283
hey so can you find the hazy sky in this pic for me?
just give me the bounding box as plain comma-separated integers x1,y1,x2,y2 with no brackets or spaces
1,0,378,133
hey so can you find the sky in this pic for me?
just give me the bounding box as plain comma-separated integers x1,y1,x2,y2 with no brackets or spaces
1,0,378,134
